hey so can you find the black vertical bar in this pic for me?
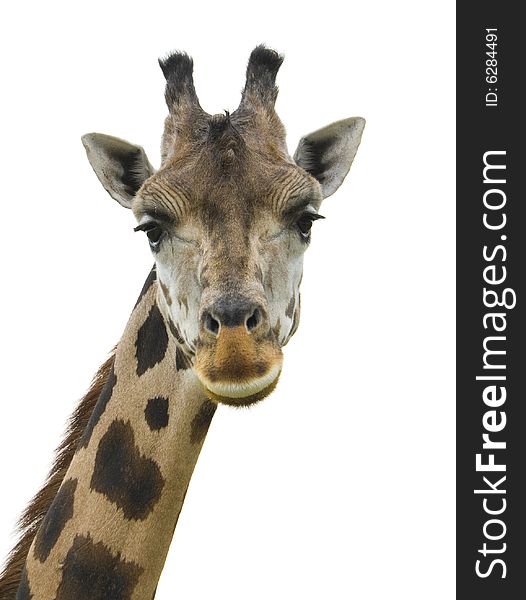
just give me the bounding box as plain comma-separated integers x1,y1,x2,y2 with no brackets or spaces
457,4,525,598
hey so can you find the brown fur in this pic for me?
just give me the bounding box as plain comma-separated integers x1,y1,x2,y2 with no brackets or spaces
0,351,116,600
195,326,281,383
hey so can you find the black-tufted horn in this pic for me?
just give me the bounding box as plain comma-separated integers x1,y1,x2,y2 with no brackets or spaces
238,45,284,110
158,51,205,114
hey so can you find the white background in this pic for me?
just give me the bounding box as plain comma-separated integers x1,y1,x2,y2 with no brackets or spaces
0,1,455,598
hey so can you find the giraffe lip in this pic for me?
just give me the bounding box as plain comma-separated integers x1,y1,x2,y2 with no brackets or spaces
197,363,282,405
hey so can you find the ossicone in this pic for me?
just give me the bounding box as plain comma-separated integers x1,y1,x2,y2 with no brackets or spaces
238,44,284,110
158,51,203,113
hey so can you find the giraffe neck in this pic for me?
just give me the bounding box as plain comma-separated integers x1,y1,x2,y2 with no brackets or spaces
18,271,216,600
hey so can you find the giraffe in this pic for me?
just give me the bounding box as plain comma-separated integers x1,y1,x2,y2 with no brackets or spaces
0,46,365,600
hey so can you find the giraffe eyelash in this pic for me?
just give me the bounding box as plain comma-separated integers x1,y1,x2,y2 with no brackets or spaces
134,221,160,233
134,221,165,250
295,212,325,241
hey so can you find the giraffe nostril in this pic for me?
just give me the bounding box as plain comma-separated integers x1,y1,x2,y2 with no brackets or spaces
204,313,220,336
245,308,261,332
202,298,267,334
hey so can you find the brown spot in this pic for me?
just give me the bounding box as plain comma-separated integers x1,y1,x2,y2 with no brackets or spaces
168,318,185,345
15,568,32,600
159,280,172,306
176,346,191,370
144,397,169,431
177,294,188,313
272,318,281,340
55,534,142,600
265,273,274,296
78,366,117,449
200,264,210,288
190,401,217,444
135,304,169,376
285,295,295,319
90,420,165,520
289,294,301,338
134,266,157,309
33,478,78,562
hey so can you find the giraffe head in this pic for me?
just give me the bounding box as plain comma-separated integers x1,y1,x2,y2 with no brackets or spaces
82,46,364,406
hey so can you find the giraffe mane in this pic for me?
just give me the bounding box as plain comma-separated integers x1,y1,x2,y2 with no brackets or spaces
0,350,116,600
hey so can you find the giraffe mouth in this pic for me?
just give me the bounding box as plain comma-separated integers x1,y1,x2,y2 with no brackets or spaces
193,324,283,406
198,363,282,406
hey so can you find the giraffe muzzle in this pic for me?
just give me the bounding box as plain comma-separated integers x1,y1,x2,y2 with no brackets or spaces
195,299,283,405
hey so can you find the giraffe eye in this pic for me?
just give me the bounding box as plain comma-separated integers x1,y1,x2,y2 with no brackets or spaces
296,213,325,240
146,225,163,244
134,222,165,250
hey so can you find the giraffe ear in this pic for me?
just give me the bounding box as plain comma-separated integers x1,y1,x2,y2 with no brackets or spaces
293,117,365,199
81,133,155,208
